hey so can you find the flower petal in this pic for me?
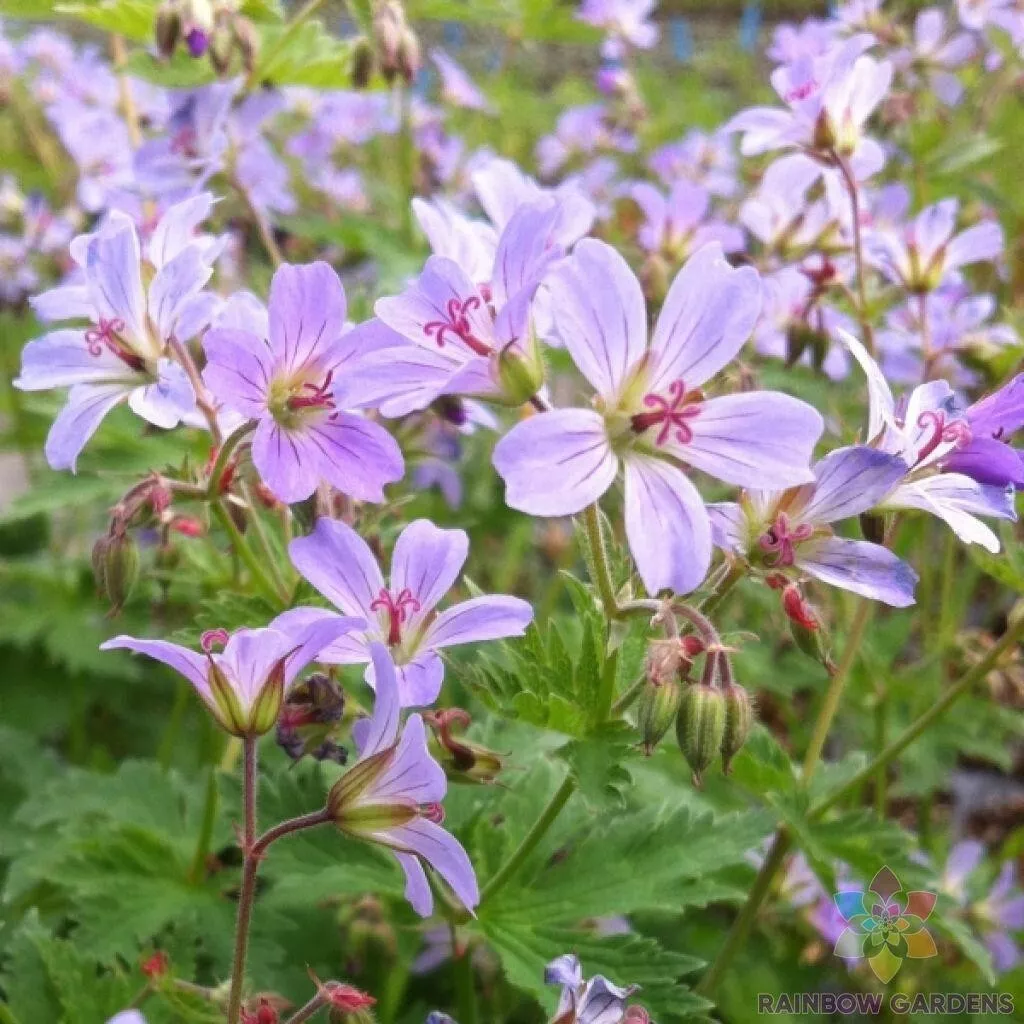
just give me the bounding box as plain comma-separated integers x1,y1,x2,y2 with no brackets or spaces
45,383,127,472
353,642,402,757
268,261,347,373
395,850,434,916
100,635,210,701
623,456,711,595
797,536,918,607
202,328,274,419
391,519,468,616
16,330,135,390
148,191,216,269
424,596,534,649
84,213,148,354
800,446,909,524
147,245,212,342
127,358,195,429
250,418,320,503
387,818,479,914
305,412,404,503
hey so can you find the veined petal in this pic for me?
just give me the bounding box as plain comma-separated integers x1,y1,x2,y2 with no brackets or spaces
305,412,404,503
623,455,711,595
707,501,746,553
942,438,1024,488
16,330,135,390
218,628,292,708
30,282,92,323
100,635,210,701
147,245,212,342
492,408,617,516
490,200,569,307
395,850,434,916
393,653,445,707
800,446,910,524
423,596,534,649
85,214,148,355
385,818,479,914
368,714,446,805
838,328,897,442
289,517,385,620
391,519,468,617
280,612,366,686
202,328,274,418
45,382,128,471
667,391,821,489
545,238,648,397
648,243,762,393
148,192,216,269
268,261,347,373
353,643,403,757
128,358,195,429
250,417,322,503
796,537,918,607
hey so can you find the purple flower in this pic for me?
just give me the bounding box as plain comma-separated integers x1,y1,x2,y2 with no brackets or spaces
15,196,220,470
106,1013,147,1024
493,241,823,596
577,0,659,53
545,953,644,1024
326,643,479,917
101,617,360,736
709,445,918,606
894,8,976,105
728,35,891,177
648,129,739,197
431,49,492,112
630,180,744,259
201,261,404,504
867,198,1003,292
273,517,533,706
940,374,1024,488
842,330,1017,551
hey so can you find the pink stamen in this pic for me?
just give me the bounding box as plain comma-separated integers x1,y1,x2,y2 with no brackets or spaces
286,370,337,417
421,802,446,824
84,317,145,371
915,409,972,464
758,512,814,568
201,628,230,653
369,587,422,646
630,379,702,446
423,296,491,357
785,79,818,103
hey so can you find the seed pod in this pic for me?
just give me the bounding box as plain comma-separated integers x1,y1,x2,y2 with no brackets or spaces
209,21,234,76
232,16,260,76
637,677,682,756
155,0,182,58
93,531,140,614
859,511,886,545
720,682,754,774
496,336,545,406
675,682,726,787
351,37,375,88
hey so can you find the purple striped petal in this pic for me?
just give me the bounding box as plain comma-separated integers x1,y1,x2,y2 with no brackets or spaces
101,635,210,701
800,446,909,524
391,519,468,617
127,359,195,429
268,262,347,373
386,818,479,914
796,536,918,607
353,643,402,757
16,330,135,390
46,383,128,471
424,596,533,649
202,328,274,418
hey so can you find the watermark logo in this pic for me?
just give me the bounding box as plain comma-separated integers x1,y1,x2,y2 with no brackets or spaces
833,866,937,982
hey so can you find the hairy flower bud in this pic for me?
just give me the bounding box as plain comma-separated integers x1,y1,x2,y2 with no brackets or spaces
209,20,234,75
496,336,545,407
233,16,259,75
426,708,504,784
93,531,140,614
637,677,682,755
372,1,405,82
155,0,182,58
720,682,754,774
675,682,726,786
351,37,375,89
396,24,421,84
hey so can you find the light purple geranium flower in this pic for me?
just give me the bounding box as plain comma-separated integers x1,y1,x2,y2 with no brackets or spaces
867,198,1003,292
545,953,647,1023
273,517,533,706
648,129,739,197
431,48,492,112
201,261,404,504
577,0,659,56
842,330,1016,551
106,1013,148,1024
630,180,744,260
894,7,976,105
326,643,479,917
15,196,220,470
101,616,359,736
493,241,823,596
709,445,918,606
728,35,891,178
940,374,1024,488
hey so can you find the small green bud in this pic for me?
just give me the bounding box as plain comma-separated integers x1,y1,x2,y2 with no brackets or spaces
675,683,726,787
720,682,754,774
496,336,545,406
207,658,249,735
93,531,140,614
232,16,259,75
351,37,375,88
209,21,234,76
637,678,682,756
155,0,182,58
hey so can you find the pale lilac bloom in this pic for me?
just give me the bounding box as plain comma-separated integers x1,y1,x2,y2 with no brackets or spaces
842,330,1016,552
536,104,637,177
894,8,976,105
202,261,404,504
15,196,221,470
107,1013,147,1024
577,0,659,55
327,643,479,917
648,129,739,197
545,953,641,1024
728,35,891,178
101,617,359,736
49,103,136,213
709,446,917,606
941,374,1024,488
493,242,823,596
767,18,838,63
630,180,744,259
275,517,532,706
431,49,492,112
958,0,1024,41
867,198,1003,292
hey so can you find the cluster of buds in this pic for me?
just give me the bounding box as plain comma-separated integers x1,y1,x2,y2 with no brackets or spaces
424,708,504,784
240,995,289,1024
367,1,421,86
275,672,348,764
156,0,259,77
636,635,703,755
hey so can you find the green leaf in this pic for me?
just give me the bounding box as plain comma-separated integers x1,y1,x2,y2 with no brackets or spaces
54,0,157,41
255,20,355,88
969,522,1024,592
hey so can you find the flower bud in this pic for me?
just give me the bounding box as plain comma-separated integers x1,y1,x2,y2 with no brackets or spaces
276,673,348,763
496,336,545,407
425,708,504,784
155,0,182,58
351,37,374,88
675,682,726,786
233,16,260,75
396,25,422,85
720,682,754,774
372,1,405,82
209,21,235,75
637,677,682,755
92,531,140,614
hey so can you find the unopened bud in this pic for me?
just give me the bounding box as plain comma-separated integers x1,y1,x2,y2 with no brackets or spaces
396,25,421,84
170,516,205,537
276,673,348,763
675,682,726,786
209,21,234,75
155,0,182,58
141,950,170,979
637,677,682,755
496,337,545,407
425,708,504,784
351,37,374,88
373,1,405,82
233,16,259,75
93,531,140,614
859,512,886,545
720,682,754,774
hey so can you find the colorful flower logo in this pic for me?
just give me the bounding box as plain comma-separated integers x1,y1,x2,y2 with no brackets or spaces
833,866,938,982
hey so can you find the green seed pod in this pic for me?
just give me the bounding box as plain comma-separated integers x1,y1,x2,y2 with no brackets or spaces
208,21,234,76
155,0,182,58
93,532,140,614
720,683,754,774
675,683,726,787
637,678,682,756
496,335,545,407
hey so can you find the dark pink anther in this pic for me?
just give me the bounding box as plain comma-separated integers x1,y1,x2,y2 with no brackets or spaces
758,512,814,568
369,587,422,645
421,802,446,824
287,370,337,417
423,296,491,357
201,628,230,653
785,79,818,103
630,379,702,446
84,317,145,371
915,409,972,464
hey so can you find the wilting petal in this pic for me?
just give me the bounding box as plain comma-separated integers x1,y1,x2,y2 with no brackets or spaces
492,408,617,516
128,358,195,428
46,382,127,471
391,519,468,617
268,261,347,373
148,192,216,268
202,328,274,418
545,238,647,397
306,412,404,503
101,635,210,701
668,391,820,488
623,456,711,595
648,243,761,393
796,536,918,607
800,446,909,524
424,596,534,649
387,818,479,914
353,643,402,757
290,517,385,620
84,214,148,355
16,329,135,390
395,850,433,916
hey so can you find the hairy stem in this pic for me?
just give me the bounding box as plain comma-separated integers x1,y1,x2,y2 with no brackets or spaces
284,993,328,1024
226,736,259,1024
170,338,224,443
208,422,255,498
212,500,288,606
231,172,284,267
582,503,619,619
835,154,876,356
